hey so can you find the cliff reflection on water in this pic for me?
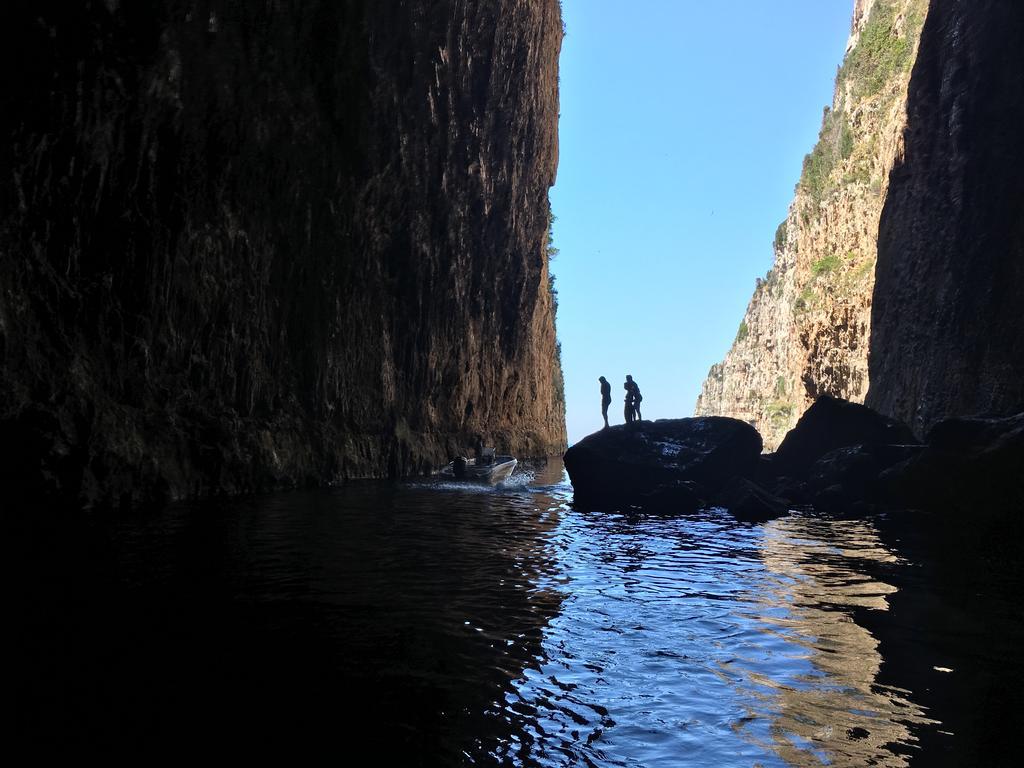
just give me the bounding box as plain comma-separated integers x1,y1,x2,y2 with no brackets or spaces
17,462,999,765
486,477,935,766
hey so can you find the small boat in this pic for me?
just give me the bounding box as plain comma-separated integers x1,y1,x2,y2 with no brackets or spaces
450,448,518,485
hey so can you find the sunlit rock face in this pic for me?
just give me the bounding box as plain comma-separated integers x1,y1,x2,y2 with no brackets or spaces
867,0,1024,435
849,0,880,49
695,0,929,450
0,1,566,508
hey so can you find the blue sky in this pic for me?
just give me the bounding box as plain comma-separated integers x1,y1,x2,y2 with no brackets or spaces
550,1,855,444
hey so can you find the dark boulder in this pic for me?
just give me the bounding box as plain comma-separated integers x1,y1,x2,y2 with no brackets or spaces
926,412,1024,458
879,412,1024,513
809,447,881,500
773,475,811,505
712,478,789,523
773,396,919,479
751,454,781,488
564,417,762,510
806,443,921,499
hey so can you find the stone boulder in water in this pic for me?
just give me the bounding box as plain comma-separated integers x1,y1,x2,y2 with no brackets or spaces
564,418,763,509
772,396,919,479
880,412,1024,512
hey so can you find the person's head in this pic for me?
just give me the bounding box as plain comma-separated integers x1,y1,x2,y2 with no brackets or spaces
626,375,633,382
599,376,606,383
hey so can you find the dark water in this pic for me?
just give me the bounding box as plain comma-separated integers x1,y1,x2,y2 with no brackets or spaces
12,462,1023,764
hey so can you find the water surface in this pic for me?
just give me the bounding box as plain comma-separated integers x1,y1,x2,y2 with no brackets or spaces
13,462,1020,764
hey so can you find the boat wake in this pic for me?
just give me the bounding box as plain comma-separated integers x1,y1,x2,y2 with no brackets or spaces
405,468,537,494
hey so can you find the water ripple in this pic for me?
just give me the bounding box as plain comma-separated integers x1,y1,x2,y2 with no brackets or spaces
26,461,949,764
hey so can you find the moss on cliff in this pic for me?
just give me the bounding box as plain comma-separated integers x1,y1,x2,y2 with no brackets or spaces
799,0,928,205
838,0,926,97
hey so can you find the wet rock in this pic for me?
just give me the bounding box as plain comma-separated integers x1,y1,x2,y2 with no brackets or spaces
927,413,1024,460
773,476,811,505
564,417,762,510
879,412,1024,513
809,447,880,500
804,443,924,507
773,396,918,479
712,478,789,523
752,454,781,488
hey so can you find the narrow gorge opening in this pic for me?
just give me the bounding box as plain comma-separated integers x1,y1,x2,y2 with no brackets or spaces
5,2,1024,764
551,1,867,446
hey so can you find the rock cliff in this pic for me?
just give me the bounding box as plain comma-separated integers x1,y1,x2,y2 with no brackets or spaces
0,1,567,508
867,0,1024,434
695,0,928,449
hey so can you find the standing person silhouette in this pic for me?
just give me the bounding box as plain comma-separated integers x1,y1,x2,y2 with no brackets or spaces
626,375,643,421
623,378,635,423
598,376,612,429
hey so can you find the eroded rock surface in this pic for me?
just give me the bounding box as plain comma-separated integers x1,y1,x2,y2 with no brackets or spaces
0,2,567,508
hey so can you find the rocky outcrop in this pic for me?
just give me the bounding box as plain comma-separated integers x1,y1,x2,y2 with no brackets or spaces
867,0,1024,434
563,418,763,512
0,2,566,509
564,396,1022,523
880,413,1024,514
772,395,917,478
696,0,929,449
764,407,1024,519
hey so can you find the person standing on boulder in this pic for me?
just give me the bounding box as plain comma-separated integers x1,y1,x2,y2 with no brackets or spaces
599,376,612,429
626,375,643,421
623,378,635,423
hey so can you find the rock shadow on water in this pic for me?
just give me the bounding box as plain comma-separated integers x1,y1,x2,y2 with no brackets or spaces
9,480,572,763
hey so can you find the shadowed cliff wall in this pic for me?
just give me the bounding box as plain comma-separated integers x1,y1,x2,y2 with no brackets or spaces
0,0,566,508
867,0,1024,434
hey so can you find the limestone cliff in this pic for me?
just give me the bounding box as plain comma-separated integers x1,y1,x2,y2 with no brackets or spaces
696,0,928,449
867,0,1024,435
0,1,567,508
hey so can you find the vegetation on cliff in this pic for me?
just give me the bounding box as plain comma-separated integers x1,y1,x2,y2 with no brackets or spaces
799,0,927,206
547,202,566,410
696,0,929,450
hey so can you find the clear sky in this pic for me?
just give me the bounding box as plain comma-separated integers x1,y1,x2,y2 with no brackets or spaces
550,1,855,444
